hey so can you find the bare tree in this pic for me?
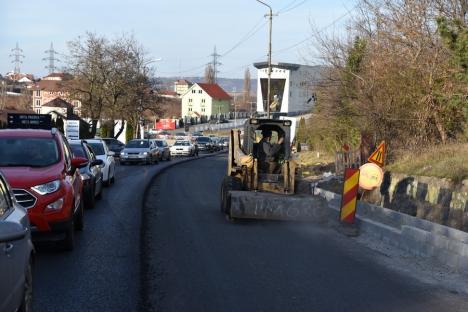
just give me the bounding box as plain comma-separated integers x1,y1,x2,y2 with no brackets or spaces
243,67,251,108
204,64,215,84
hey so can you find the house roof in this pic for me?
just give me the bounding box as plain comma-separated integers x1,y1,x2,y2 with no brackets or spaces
33,79,65,91
197,83,231,100
175,79,192,85
42,72,73,80
43,98,73,109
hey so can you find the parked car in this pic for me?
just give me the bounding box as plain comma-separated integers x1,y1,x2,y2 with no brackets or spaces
0,171,34,312
157,131,171,140
170,140,196,157
174,132,189,141
86,138,116,186
152,139,171,161
102,138,125,158
120,139,160,165
69,140,104,209
210,137,223,151
0,128,86,250
195,136,214,152
219,137,229,148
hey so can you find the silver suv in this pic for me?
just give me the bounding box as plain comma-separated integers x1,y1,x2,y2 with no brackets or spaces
0,171,33,312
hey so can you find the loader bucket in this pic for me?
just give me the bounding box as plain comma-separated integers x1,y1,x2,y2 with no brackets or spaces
229,191,328,222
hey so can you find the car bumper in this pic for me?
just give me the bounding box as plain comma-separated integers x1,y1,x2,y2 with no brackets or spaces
171,150,191,156
120,156,151,162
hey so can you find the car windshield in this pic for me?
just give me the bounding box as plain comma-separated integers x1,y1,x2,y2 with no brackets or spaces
175,133,185,136
174,141,190,146
88,142,105,155
0,138,60,167
197,137,210,143
126,140,149,148
70,144,87,159
155,141,164,147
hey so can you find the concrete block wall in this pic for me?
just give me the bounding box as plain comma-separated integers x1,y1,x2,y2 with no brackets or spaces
365,173,468,232
315,187,468,274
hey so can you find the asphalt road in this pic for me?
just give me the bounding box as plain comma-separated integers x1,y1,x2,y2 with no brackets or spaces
141,154,468,312
32,155,204,312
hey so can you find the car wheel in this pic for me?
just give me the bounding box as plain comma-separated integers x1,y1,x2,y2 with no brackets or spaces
110,175,115,185
18,257,33,312
96,183,103,201
75,198,84,231
121,161,127,166
167,153,171,161
59,220,75,251
220,176,242,218
87,186,96,209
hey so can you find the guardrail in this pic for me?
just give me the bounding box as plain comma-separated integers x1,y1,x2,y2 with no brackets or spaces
189,119,247,132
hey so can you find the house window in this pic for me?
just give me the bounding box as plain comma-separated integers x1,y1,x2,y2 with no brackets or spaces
188,98,193,103
192,90,196,93
35,90,40,96
201,108,205,112
36,109,41,114
35,99,41,107
198,90,202,94
201,99,206,103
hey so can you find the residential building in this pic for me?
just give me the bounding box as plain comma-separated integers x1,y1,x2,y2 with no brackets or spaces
31,73,81,116
181,83,231,119
254,62,322,115
174,79,193,97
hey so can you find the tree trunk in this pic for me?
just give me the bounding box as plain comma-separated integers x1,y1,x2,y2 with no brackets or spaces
114,118,126,139
90,119,99,138
434,113,447,144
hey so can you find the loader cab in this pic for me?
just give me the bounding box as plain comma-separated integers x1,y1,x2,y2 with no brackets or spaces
242,118,292,161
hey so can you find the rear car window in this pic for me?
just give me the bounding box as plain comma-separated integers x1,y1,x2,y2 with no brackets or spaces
126,140,149,148
0,137,60,167
88,142,105,155
70,144,87,158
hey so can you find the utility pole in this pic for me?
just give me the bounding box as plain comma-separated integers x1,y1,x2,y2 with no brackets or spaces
0,80,6,110
9,42,25,75
255,0,274,119
210,46,221,83
43,42,60,74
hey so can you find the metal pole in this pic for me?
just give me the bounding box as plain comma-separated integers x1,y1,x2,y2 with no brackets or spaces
255,0,273,119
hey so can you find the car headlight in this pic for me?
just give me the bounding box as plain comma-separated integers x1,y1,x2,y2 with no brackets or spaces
120,152,126,156
142,152,148,156
32,180,61,195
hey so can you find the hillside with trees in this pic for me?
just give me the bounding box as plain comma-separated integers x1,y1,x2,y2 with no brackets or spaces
299,0,467,169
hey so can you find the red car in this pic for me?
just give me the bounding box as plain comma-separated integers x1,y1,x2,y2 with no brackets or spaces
0,128,87,250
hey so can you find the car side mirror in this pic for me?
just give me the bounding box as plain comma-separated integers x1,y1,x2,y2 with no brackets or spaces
108,151,115,157
0,221,27,243
91,159,104,167
71,157,89,169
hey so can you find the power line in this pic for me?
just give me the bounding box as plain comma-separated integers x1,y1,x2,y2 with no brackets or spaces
9,42,24,74
210,46,222,82
220,17,267,57
278,0,308,14
43,42,60,74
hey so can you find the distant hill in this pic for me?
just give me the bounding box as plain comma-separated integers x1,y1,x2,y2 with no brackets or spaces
157,77,257,95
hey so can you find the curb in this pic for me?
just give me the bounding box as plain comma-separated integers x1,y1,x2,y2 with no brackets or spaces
315,186,468,275
138,150,226,311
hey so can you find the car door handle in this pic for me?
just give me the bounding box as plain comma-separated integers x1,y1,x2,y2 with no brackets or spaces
4,243,14,254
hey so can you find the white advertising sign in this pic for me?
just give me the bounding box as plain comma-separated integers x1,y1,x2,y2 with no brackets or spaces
65,120,80,140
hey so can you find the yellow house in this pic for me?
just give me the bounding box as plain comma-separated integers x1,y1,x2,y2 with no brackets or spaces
181,83,231,119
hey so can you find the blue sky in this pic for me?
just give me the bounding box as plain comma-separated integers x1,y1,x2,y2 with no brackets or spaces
1,0,356,79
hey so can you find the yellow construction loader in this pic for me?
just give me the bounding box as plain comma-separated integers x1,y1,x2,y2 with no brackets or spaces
220,118,328,221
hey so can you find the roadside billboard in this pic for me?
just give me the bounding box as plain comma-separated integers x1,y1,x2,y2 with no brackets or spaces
155,119,176,130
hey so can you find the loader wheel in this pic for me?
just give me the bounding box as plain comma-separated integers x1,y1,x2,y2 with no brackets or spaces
220,176,242,218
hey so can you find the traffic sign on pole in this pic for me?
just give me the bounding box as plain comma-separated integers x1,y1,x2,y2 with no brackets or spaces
368,141,386,167
339,168,360,224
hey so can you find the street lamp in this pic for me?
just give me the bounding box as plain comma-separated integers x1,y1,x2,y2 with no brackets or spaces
255,0,273,119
